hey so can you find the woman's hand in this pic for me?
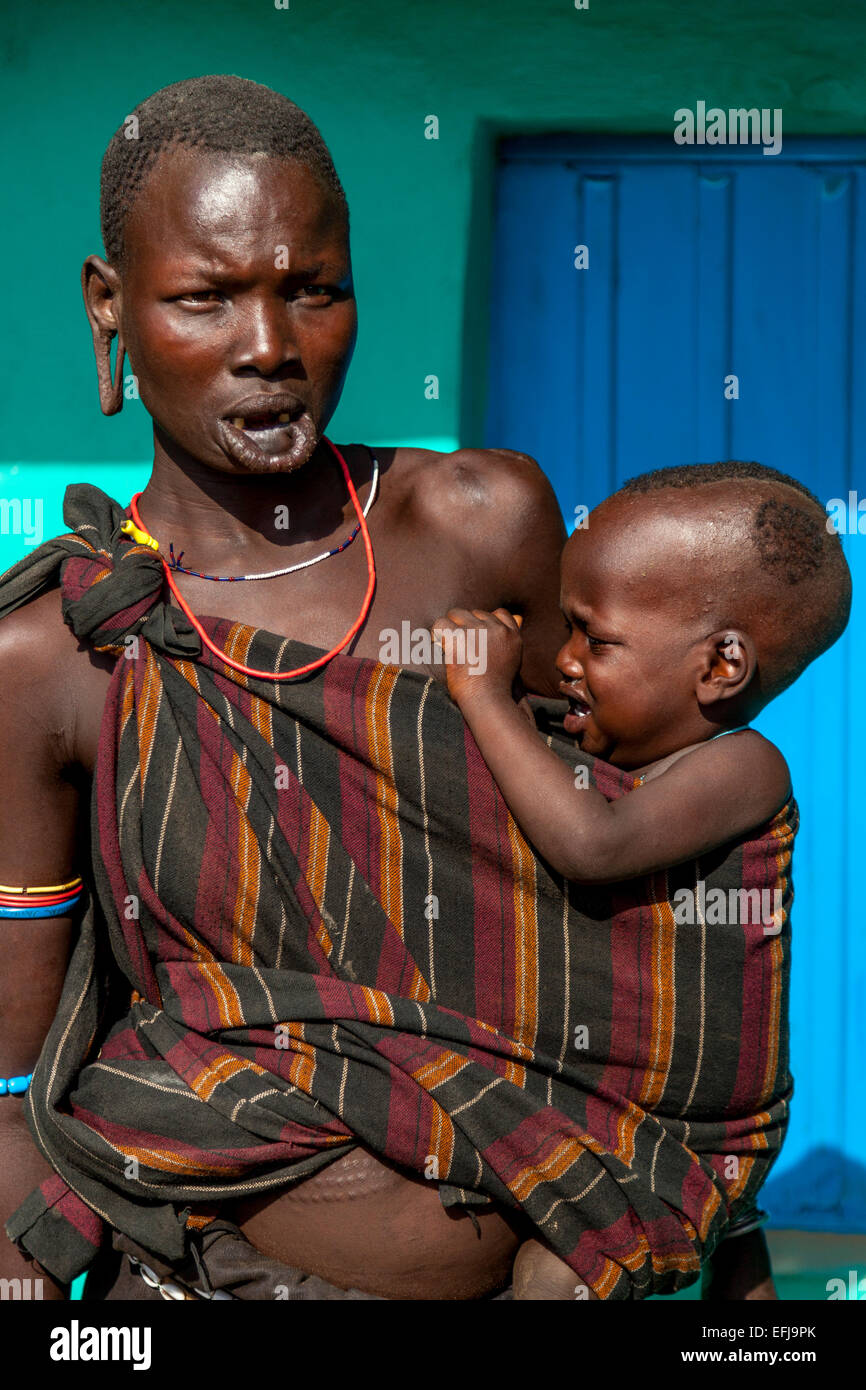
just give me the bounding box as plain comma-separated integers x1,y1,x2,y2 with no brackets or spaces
430,608,524,708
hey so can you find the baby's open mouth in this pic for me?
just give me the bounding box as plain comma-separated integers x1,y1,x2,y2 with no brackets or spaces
563,693,592,735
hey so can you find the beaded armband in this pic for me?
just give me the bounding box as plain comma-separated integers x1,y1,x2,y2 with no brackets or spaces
0,880,79,1092
0,881,78,1095
0,875,83,918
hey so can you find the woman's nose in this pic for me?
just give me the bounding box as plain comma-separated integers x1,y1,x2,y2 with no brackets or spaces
234,301,300,376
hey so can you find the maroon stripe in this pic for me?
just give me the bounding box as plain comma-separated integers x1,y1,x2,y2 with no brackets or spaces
464,724,516,1032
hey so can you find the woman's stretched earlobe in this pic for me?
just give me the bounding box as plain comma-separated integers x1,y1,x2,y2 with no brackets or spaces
91,324,126,417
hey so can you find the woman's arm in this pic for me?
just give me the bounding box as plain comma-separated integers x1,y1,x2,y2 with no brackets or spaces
423,448,569,698
0,610,81,1298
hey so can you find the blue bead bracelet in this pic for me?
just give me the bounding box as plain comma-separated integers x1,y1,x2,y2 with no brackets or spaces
0,1073,33,1096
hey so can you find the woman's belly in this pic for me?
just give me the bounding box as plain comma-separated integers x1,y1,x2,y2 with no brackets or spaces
229,1147,524,1300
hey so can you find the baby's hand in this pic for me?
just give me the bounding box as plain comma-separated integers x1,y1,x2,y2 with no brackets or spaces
430,608,524,706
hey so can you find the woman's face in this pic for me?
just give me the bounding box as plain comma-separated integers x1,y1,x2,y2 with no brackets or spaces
103,146,357,474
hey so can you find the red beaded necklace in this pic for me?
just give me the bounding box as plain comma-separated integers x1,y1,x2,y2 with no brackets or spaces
127,437,376,682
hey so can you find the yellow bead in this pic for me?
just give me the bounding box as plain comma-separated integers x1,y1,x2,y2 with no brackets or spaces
120,519,160,552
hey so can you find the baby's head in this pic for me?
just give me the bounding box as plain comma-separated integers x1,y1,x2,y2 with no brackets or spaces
557,461,851,770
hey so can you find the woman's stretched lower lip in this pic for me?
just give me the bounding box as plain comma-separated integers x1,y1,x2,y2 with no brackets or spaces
216,414,318,475
217,415,317,471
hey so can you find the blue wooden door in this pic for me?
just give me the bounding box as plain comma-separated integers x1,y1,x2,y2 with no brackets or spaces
486,136,866,1232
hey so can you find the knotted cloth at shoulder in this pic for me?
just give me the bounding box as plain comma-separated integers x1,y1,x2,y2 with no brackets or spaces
0,482,199,658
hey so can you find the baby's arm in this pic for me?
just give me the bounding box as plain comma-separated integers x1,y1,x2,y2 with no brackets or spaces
432,609,790,884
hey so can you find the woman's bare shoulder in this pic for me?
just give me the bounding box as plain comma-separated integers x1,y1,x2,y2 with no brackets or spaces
0,584,83,675
0,586,106,770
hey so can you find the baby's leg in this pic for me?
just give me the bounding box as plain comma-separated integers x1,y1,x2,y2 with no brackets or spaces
702,1229,778,1300
512,1237,598,1300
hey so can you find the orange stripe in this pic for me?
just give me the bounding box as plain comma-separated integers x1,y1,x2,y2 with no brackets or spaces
137,645,162,778
503,1059,527,1087
283,1021,317,1093
509,1135,584,1203
360,985,395,1027
115,1142,240,1177
408,964,431,1003
365,666,405,936
639,892,676,1109
228,751,257,966
725,1152,756,1203
120,662,135,727
185,1209,220,1230
187,1049,267,1103
412,1050,469,1090
175,659,220,724
197,963,246,1029
593,1230,701,1299
593,1257,625,1299
250,690,273,746
428,1104,455,1177
305,804,333,954
224,622,256,684
613,1099,645,1168
506,817,539,1051
695,1182,723,1241
749,1111,770,1152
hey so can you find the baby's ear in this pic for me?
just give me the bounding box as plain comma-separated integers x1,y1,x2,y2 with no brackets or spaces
695,629,757,707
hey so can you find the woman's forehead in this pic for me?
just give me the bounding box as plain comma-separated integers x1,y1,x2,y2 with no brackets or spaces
123,146,348,258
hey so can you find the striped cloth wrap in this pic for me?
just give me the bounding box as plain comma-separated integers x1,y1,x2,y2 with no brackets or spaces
0,483,795,1299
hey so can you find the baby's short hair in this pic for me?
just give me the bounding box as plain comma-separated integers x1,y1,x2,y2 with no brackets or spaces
614,461,852,701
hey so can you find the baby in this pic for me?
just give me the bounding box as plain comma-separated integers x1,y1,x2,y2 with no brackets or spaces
432,460,851,1300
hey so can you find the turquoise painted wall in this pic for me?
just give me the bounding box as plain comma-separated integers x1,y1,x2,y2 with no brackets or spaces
3,0,866,487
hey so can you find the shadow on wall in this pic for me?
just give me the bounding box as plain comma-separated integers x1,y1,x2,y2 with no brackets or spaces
764,1148,866,1233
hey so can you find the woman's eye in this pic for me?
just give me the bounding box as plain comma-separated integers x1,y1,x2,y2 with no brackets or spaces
587,636,609,651
287,283,335,303
178,291,221,304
